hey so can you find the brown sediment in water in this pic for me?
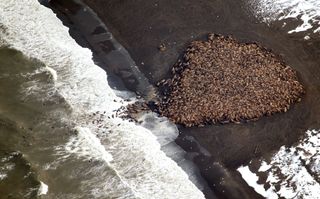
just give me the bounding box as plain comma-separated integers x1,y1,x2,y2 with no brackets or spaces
158,34,305,127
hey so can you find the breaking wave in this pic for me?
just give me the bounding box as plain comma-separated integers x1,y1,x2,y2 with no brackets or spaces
0,0,204,198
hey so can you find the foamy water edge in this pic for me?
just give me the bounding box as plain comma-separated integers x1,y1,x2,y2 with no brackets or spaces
0,1,204,198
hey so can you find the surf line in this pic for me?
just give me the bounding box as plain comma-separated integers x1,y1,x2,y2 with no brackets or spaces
42,0,155,100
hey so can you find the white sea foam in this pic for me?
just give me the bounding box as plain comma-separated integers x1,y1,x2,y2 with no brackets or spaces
37,181,48,196
0,173,7,180
65,127,113,162
137,112,178,147
0,0,204,198
0,155,15,181
250,0,320,34
137,112,208,191
238,130,320,199
45,66,57,81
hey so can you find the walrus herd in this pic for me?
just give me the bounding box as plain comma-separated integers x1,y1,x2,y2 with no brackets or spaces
157,34,305,127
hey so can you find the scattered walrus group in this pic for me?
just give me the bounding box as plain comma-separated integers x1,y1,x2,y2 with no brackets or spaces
157,34,305,127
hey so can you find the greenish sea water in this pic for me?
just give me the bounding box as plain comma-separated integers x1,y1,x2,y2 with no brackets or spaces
0,48,44,198
0,48,71,199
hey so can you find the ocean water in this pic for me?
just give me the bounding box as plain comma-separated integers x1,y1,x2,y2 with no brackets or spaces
0,0,204,198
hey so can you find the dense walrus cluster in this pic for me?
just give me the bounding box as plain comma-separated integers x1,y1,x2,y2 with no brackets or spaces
157,34,305,127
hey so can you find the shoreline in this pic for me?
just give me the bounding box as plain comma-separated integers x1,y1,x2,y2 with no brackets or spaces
45,0,320,198
43,0,217,198
1,0,209,197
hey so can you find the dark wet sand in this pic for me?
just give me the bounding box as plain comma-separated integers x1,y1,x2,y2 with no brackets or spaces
46,0,320,198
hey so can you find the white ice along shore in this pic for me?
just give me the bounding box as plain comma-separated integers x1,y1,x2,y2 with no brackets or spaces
0,0,204,198
238,130,320,199
249,0,320,34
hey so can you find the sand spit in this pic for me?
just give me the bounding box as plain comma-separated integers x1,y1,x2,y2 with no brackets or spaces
158,34,304,127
